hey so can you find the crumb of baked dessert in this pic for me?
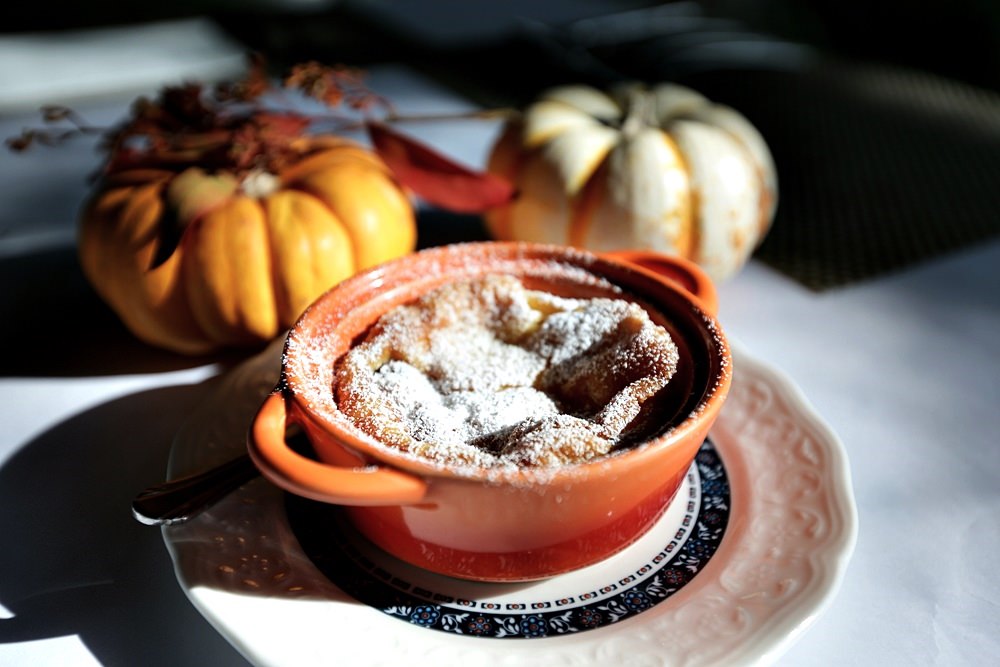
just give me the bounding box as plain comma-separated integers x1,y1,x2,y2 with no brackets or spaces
335,275,679,468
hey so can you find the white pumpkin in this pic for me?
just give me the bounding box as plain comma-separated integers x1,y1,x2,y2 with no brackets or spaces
485,83,777,280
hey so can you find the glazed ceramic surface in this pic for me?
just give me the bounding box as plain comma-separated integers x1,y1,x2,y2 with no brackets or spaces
249,243,731,580
164,337,856,666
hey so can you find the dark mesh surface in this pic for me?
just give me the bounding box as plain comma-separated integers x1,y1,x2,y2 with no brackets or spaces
677,61,1000,289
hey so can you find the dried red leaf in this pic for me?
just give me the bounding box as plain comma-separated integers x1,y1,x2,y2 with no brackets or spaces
253,112,311,140
216,52,270,103
41,105,72,122
159,84,212,128
367,121,515,213
103,147,148,173
224,128,263,171
6,131,35,151
285,61,345,107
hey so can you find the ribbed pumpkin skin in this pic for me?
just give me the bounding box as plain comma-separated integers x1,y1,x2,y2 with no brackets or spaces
484,84,777,281
79,137,415,355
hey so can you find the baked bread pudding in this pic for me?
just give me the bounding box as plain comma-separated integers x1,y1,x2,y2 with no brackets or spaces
336,275,679,468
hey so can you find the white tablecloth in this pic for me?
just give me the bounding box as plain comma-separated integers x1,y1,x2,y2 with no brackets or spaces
0,20,997,667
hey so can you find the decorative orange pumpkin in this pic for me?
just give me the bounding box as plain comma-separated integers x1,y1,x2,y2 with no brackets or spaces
79,134,415,355
15,62,508,356
485,83,777,281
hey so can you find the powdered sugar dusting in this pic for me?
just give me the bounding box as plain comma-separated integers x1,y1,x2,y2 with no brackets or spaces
335,275,680,469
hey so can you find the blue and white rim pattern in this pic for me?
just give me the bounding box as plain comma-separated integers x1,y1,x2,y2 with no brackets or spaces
289,439,729,639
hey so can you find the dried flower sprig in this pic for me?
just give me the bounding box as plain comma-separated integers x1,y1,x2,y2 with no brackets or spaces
6,105,106,151
7,54,517,213
282,60,393,113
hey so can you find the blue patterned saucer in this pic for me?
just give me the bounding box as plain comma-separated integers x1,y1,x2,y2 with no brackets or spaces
286,440,729,639
164,339,856,667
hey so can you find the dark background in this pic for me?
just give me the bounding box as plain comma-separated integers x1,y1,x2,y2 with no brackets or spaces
4,1,998,95
4,0,999,288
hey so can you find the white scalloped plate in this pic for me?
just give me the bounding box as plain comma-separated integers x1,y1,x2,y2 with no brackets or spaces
163,339,856,667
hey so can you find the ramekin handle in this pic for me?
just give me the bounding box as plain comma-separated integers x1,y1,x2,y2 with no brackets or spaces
601,250,719,317
248,392,428,506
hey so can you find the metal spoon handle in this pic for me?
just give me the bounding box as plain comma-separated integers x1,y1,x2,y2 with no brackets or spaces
132,454,260,526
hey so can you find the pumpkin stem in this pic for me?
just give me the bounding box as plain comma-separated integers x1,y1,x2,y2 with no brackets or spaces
241,169,281,198
621,87,655,137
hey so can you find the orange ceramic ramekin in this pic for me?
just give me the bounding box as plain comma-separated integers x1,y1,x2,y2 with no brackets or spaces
249,242,731,581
